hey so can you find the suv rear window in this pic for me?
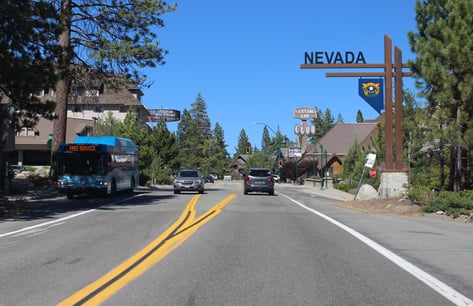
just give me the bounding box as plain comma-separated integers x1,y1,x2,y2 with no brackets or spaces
179,170,199,177
248,169,271,177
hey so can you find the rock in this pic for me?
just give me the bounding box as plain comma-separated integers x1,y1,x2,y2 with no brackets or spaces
355,184,378,200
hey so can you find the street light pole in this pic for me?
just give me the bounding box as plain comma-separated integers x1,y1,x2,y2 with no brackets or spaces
252,122,282,175
318,143,328,190
253,122,278,136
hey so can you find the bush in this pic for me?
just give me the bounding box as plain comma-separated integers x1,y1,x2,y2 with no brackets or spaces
407,185,436,204
335,182,356,194
155,173,173,185
421,190,473,217
28,173,50,186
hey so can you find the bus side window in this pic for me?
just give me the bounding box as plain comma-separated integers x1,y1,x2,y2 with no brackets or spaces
105,154,112,172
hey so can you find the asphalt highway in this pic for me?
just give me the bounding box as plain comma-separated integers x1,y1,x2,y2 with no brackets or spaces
0,181,471,305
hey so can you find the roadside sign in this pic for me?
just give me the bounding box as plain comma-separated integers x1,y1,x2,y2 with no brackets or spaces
293,107,317,120
364,153,376,168
369,168,376,178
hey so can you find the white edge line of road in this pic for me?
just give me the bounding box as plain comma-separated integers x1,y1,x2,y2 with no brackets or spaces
279,192,473,306
0,194,144,239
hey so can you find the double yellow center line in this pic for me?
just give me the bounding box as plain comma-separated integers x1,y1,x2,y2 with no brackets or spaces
58,193,236,305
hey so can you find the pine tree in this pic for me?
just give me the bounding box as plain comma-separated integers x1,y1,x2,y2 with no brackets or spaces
342,139,365,182
51,0,175,153
154,119,178,167
0,0,58,141
236,129,251,156
117,107,154,182
322,108,335,132
309,108,335,144
95,112,121,136
356,110,364,123
176,94,213,169
209,122,230,177
261,127,271,153
408,0,473,191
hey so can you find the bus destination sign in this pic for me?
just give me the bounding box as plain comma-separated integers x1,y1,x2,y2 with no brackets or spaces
67,145,98,152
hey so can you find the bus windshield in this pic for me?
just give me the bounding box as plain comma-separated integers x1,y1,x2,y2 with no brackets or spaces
57,152,105,176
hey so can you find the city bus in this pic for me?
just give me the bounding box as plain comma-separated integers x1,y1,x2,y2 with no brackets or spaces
54,136,139,199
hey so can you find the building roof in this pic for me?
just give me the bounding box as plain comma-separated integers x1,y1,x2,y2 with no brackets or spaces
316,122,378,157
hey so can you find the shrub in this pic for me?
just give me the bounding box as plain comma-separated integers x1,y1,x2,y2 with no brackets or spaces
335,182,356,194
407,185,436,204
28,173,50,186
422,190,473,217
155,173,173,185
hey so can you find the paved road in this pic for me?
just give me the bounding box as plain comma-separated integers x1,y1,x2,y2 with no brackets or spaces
0,181,471,305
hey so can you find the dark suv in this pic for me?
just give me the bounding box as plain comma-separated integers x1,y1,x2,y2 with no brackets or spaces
173,168,205,194
243,168,275,195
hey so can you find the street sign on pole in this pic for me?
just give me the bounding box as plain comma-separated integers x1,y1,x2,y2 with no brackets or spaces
369,167,377,178
364,153,376,168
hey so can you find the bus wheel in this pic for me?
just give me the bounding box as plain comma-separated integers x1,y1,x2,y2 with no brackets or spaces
111,179,117,195
129,178,135,193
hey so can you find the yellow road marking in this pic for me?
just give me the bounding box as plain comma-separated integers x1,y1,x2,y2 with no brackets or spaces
58,193,236,306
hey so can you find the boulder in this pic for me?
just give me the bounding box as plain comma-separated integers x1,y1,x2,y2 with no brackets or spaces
356,184,379,200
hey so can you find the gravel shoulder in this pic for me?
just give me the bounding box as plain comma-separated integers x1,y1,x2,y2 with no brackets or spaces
334,198,422,216
333,197,473,224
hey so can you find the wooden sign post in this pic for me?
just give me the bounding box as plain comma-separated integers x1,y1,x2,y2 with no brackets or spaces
301,35,412,198
300,34,411,172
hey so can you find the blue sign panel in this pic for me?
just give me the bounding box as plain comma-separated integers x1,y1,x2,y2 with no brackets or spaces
358,79,384,114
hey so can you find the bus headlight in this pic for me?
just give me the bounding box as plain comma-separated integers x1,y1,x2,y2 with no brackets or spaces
95,181,108,186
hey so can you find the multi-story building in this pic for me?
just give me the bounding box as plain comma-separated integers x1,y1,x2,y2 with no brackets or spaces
10,79,151,166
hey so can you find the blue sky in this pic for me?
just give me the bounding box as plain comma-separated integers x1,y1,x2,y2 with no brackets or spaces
142,0,419,156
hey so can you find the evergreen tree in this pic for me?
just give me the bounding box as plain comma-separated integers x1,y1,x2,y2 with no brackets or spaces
236,129,251,156
0,0,58,142
190,93,212,138
342,140,365,182
408,0,473,191
323,108,335,132
401,89,445,189
51,0,175,153
176,109,193,167
176,94,213,169
177,110,191,144
356,110,364,123
337,113,344,123
309,108,324,144
95,112,121,136
209,122,230,177
309,108,335,144
151,119,179,182
117,107,155,183
261,126,271,153
246,152,275,171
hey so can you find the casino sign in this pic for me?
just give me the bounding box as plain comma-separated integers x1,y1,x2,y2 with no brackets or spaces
294,107,317,136
147,108,181,122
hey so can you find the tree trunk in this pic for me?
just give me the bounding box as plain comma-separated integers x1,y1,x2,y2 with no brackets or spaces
451,102,465,192
52,0,72,153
